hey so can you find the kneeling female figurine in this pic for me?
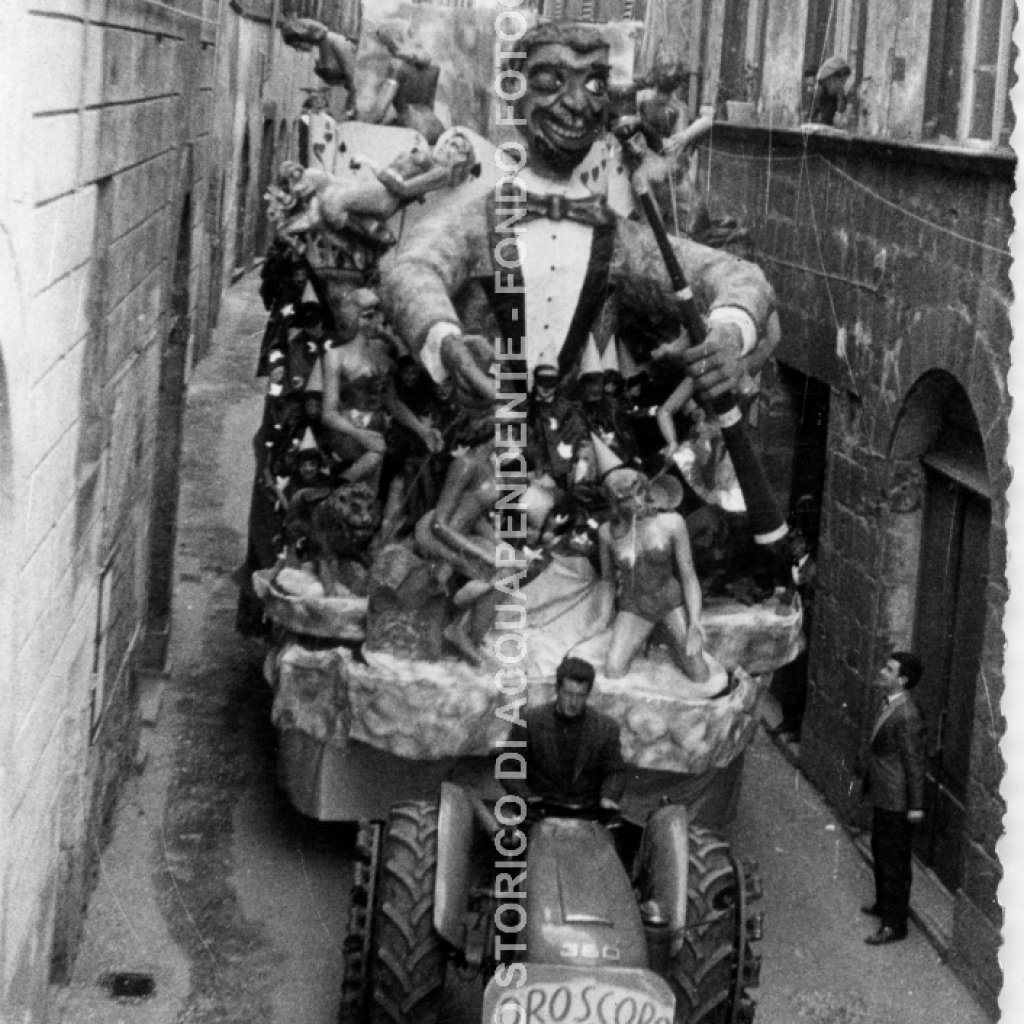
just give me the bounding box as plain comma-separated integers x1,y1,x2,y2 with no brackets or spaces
597,456,713,689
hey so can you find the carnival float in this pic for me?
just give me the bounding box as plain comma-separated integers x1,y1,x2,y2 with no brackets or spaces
242,2,805,828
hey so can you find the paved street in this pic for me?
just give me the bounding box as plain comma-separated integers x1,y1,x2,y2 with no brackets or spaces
49,273,991,1024
730,735,987,1024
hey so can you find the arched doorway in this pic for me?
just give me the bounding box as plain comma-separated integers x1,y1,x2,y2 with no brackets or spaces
144,196,193,666
278,118,290,165
256,116,276,256
886,371,990,894
234,127,251,271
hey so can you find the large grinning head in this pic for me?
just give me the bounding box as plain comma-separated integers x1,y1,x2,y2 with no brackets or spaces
507,23,611,178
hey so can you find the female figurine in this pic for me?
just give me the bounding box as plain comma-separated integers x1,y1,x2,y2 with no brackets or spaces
414,438,502,664
597,453,713,687
269,129,477,251
638,45,690,148
321,291,442,486
369,25,445,144
378,356,447,540
279,17,359,118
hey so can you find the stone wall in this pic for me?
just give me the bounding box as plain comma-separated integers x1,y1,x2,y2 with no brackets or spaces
700,124,1009,1015
11,2,212,1018
0,2,339,1014
0,3,220,1017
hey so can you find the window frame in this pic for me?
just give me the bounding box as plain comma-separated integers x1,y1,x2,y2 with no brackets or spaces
926,0,1014,148
958,0,1014,146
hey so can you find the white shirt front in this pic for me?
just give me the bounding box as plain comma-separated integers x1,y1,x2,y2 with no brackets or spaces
517,197,592,378
516,139,635,381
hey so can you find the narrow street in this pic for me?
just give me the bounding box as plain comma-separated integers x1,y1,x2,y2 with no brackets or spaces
50,272,990,1024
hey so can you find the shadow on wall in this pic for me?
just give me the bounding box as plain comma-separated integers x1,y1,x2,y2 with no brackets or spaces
0,226,14,708
0,219,32,1015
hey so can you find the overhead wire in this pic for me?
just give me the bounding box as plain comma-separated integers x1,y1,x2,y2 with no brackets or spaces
706,148,1010,258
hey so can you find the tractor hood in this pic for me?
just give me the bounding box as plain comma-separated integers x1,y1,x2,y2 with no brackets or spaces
523,819,647,969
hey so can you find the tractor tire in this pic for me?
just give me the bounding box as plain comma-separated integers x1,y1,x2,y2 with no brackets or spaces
366,801,447,1024
668,827,762,1024
338,821,381,1023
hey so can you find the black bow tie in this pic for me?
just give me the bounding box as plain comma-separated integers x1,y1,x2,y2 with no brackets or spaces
522,190,615,227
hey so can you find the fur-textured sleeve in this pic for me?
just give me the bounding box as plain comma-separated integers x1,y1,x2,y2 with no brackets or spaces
612,217,775,346
379,185,491,354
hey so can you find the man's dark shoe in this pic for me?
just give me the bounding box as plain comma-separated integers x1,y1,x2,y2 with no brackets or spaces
860,904,881,917
865,926,907,945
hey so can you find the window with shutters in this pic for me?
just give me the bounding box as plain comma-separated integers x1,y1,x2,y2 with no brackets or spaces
924,0,1014,147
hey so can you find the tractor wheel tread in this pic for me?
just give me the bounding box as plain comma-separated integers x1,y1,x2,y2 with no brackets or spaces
660,827,762,1024
364,801,447,1024
339,820,381,1024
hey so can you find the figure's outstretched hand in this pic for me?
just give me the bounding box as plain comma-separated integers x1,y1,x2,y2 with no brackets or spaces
422,426,445,454
685,622,705,659
359,429,387,455
440,332,495,401
660,446,686,475
681,321,744,402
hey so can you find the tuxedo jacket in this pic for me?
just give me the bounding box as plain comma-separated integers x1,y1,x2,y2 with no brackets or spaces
380,176,774,378
503,703,627,808
865,694,927,813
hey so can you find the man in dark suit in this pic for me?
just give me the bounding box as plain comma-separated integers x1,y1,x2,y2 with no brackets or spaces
502,657,626,812
862,651,927,945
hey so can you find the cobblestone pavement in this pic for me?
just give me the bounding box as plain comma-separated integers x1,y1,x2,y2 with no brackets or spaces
729,731,988,1024
48,272,991,1024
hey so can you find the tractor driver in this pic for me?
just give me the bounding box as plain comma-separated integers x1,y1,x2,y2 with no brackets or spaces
502,657,626,815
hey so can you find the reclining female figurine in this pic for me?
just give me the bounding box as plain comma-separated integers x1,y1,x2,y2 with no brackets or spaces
367,25,445,144
267,128,478,253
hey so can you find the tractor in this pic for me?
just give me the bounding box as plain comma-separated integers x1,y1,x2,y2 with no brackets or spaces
338,784,763,1024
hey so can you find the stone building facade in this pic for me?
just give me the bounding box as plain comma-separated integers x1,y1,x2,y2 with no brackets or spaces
0,0,1010,1018
0,1,324,1018
689,0,1012,1013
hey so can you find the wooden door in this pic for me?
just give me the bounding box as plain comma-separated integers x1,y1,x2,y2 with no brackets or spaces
912,467,989,892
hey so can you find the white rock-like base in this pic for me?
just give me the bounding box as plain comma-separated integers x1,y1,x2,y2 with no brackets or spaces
255,555,804,677
254,567,366,640
262,556,802,774
266,639,772,775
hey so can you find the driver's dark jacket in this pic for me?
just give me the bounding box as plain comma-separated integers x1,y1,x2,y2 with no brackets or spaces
502,703,626,808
